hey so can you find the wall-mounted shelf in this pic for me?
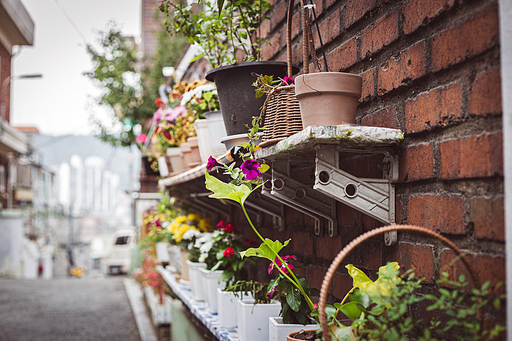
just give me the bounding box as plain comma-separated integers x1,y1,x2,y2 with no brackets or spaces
255,125,403,235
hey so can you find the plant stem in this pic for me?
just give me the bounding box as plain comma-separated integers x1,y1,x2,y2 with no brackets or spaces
241,203,315,311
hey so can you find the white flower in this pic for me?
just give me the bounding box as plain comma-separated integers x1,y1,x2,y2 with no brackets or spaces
199,241,213,254
199,253,207,263
182,229,202,241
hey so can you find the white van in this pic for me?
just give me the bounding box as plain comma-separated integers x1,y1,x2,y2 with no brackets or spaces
105,229,136,275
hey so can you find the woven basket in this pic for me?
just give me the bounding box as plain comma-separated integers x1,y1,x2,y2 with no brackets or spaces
259,0,308,148
318,225,479,341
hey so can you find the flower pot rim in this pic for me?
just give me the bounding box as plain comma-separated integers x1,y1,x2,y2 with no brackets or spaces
206,61,297,81
203,110,222,117
238,299,280,306
186,259,207,267
269,316,319,327
286,328,320,341
198,267,224,275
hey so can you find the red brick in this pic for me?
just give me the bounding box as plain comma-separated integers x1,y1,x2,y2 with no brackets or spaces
291,231,314,256
332,271,354,300
470,195,505,241
359,68,375,102
361,9,399,58
306,265,325,291
403,0,455,35
440,132,503,179
327,37,357,71
262,31,282,61
388,242,435,283
396,195,403,224
315,235,343,260
291,11,300,41
440,251,505,292
344,0,377,28
260,18,271,40
361,105,399,129
407,194,465,234
469,66,502,116
431,3,499,72
314,9,341,49
405,81,463,133
377,41,426,95
270,0,287,28
399,142,434,182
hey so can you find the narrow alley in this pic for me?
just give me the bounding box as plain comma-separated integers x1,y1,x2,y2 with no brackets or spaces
0,276,141,341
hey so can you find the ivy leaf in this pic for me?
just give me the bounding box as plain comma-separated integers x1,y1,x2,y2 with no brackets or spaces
240,238,291,261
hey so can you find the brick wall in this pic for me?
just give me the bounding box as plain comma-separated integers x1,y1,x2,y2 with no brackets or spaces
0,42,12,122
228,0,504,306
141,0,163,58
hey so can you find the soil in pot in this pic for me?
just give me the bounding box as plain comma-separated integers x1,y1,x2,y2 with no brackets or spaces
287,329,322,341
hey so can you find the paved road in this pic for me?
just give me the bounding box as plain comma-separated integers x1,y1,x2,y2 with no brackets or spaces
0,276,141,341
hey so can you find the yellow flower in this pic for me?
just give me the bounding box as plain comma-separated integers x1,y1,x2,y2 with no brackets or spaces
198,218,214,232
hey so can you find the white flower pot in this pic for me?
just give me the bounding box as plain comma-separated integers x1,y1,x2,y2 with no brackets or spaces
203,110,228,156
199,267,225,313
269,316,318,341
186,260,207,301
237,299,281,341
166,147,186,175
217,288,253,328
194,119,214,163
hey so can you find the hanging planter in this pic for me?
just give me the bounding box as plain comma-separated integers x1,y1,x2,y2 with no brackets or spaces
206,61,298,136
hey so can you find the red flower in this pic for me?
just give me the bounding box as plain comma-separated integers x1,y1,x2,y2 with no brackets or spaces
217,220,225,228
155,98,165,109
224,223,235,233
223,247,235,258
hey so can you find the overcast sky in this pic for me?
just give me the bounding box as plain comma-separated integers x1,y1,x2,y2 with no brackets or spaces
11,0,141,135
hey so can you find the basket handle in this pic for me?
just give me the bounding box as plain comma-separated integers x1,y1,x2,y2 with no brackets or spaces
286,0,308,77
318,224,479,341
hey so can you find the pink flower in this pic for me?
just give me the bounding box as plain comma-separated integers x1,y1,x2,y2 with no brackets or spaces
136,134,147,143
166,105,187,122
268,255,297,275
206,156,223,171
153,108,164,122
282,76,294,85
268,285,278,298
217,220,225,228
223,247,235,258
241,159,262,181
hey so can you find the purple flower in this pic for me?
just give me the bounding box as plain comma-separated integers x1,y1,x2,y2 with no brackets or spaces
268,285,278,298
268,255,297,275
166,105,187,122
153,108,163,122
282,76,294,86
206,156,223,171
241,159,262,181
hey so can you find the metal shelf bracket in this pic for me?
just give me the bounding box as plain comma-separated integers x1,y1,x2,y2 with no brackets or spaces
313,145,398,227
261,160,338,237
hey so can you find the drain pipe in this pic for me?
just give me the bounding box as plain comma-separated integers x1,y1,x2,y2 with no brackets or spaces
499,0,512,338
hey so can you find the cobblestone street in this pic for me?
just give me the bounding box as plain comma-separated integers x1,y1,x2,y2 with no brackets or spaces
0,276,141,341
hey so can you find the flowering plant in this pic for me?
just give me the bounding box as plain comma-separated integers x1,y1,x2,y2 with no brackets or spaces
252,73,294,99
134,242,168,304
200,220,255,286
166,213,214,245
204,118,316,322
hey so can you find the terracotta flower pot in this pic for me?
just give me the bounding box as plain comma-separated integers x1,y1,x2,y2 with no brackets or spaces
286,329,320,341
187,136,202,168
166,147,186,175
294,72,362,128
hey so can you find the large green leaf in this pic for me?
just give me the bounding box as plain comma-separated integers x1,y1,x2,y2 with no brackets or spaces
239,239,290,261
286,284,301,312
346,262,400,300
205,171,252,205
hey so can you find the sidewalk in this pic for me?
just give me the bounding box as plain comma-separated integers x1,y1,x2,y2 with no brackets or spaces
124,278,159,341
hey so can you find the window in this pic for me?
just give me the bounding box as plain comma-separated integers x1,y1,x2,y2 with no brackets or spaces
115,236,129,245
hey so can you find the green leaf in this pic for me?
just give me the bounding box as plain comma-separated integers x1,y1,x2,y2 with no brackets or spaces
286,285,301,312
259,163,270,174
349,288,371,308
240,238,291,261
335,301,362,320
205,171,253,205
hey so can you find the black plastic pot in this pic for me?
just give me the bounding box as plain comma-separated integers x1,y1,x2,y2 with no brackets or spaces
206,61,299,136
142,156,159,177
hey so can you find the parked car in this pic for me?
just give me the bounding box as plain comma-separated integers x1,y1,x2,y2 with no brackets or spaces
105,229,136,275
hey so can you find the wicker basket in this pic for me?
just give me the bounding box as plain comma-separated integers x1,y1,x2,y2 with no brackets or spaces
318,225,479,341
259,0,308,148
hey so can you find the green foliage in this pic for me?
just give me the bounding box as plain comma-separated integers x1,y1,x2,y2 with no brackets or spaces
86,20,186,147
225,280,272,304
329,263,506,341
161,0,271,67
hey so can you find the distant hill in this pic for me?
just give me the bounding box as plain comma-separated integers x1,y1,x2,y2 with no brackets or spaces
33,134,141,191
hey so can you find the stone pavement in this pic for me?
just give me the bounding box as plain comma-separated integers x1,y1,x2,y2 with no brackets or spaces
0,275,141,341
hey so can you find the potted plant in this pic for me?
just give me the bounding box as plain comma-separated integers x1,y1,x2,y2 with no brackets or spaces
224,280,281,341
161,0,298,137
